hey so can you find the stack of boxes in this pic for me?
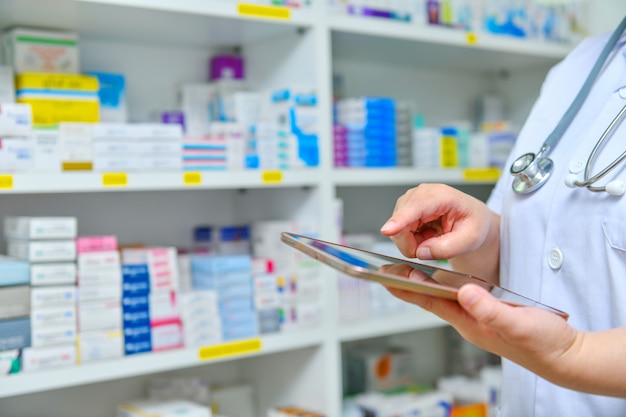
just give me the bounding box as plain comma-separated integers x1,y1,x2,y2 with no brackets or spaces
0,102,33,172
121,247,182,355
0,255,30,376
5,216,78,372
92,123,183,172
191,254,258,342
76,236,124,363
251,221,323,332
182,123,246,172
395,102,413,167
334,97,397,167
179,290,221,348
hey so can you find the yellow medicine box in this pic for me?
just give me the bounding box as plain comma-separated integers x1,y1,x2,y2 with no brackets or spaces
16,73,99,125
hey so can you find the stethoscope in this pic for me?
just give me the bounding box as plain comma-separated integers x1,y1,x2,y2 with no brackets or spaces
511,15,626,196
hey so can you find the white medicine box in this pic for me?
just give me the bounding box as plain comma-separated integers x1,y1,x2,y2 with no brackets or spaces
2,28,79,74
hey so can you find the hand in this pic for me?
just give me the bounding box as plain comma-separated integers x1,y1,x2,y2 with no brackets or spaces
380,184,500,283
387,283,581,389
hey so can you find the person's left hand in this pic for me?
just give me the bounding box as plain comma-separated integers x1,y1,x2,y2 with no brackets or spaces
387,282,582,387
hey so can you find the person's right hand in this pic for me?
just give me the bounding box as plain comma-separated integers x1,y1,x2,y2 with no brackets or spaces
380,184,500,280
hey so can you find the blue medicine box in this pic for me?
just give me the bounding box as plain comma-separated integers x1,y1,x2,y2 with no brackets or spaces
0,317,31,350
0,256,30,287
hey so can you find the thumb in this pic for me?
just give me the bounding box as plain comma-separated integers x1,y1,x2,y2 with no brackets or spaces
458,284,515,331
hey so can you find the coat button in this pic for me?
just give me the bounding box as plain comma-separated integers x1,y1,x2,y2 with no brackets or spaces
569,157,586,174
548,248,563,270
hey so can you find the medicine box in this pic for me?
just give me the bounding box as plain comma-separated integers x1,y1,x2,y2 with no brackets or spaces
124,338,152,356
0,285,30,320
31,305,76,328
78,250,120,270
78,266,122,287
76,235,118,254
118,399,211,417
8,239,76,262
21,344,77,372
31,286,76,308
151,321,184,352
58,122,93,171
2,28,79,74
4,216,77,240
30,262,76,286
31,323,77,347
16,73,99,125
0,255,30,287
0,137,33,172
0,103,31,136
32,126,61,172
77,329,124,363
0,317,31,351
88,72,127,123
0,349,20,376
78,300,122,332
79,285,122,302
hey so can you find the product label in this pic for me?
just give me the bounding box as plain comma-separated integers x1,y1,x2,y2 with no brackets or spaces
102,172,128,187
198,338,261,361
237,3,291,20
440,137,458,168
0,175,13,189
466,32,478,45
463,167,501,182
183,171,202,186
262,170,283,184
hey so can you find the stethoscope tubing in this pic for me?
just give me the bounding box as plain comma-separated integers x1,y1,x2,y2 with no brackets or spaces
581,104,626,191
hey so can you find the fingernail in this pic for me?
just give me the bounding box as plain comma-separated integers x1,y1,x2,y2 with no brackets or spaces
380,220,395,233
416,247,432,260
459,286,480,307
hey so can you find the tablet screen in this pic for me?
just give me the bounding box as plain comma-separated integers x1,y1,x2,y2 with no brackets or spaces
281,232,568,319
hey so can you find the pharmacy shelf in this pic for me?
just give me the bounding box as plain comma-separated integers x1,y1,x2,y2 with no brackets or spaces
339,309,446,342
330,14,571,72
0,0,314,47
332,167,500,187
0,170,321,194
0,328,325,399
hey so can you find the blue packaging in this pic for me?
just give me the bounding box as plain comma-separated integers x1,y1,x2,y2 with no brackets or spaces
124,324,151,341
87,72,127,123
123,309,150,327
122,294,149,311
0,256,30,287
0,317,31,350
191,254,251,274
125,338,152,355
220,297,254,314
122,279,150,296
122,264,150,281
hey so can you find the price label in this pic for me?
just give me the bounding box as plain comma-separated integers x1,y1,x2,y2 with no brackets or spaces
184,172,202,186
466,32,478,45
198,339,262,361
262,170,283,184
237,3,291,20
0,175,13,189
102,172,128,187
463,167,501,182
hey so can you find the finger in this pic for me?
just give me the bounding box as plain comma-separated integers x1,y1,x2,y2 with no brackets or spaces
389,228,420,258
457,284,524,333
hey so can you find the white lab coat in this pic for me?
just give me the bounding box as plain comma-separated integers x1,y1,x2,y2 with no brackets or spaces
487,32,626,416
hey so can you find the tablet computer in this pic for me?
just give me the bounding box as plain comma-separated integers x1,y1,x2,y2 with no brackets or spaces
281,232,568,319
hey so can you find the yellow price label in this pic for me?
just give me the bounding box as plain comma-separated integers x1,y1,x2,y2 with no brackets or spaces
237,3,291,20
262,170,283,184
184,172,202,186
0,175,13,189
198,339,262,361
463,167,501,182
466,32,478,45
102,172,128,187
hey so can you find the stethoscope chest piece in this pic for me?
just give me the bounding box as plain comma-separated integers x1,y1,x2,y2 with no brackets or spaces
511,152,554,194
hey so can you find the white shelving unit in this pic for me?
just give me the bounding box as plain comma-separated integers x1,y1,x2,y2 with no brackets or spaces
0,0,605,416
